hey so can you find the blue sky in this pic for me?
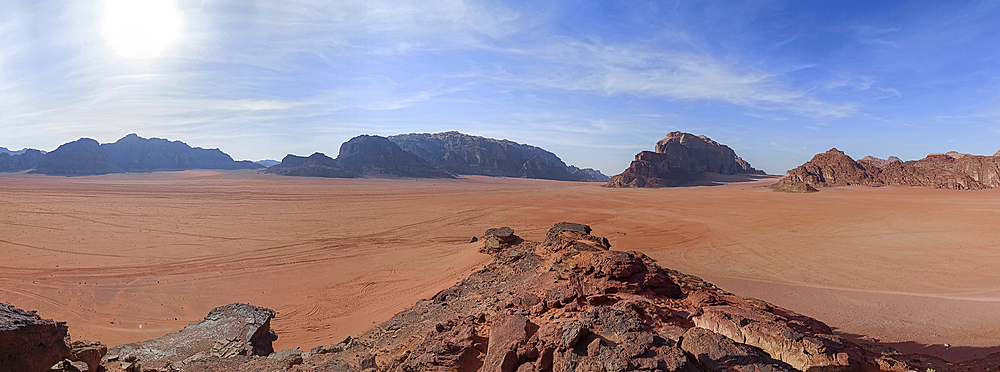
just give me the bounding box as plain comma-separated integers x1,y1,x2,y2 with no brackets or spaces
1,1,999,174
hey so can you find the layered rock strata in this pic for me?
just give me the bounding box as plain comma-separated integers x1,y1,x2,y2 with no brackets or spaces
607,131,764,188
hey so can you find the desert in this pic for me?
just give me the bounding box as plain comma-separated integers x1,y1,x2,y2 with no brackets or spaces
3,169,1000,369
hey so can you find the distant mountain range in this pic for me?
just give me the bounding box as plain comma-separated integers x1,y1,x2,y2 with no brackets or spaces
266,131,609,181
264,135,454,179
3,131,607,181
0,147,46,156
0,134,261,175
388,131,609,182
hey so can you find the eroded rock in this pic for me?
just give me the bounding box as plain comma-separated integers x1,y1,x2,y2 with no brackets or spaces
105,303,276,369
0,303,71,372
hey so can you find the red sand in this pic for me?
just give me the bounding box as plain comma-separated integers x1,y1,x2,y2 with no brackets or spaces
1,170,998,362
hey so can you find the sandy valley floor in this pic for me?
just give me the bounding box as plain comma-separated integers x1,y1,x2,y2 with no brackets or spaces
1,170,999,362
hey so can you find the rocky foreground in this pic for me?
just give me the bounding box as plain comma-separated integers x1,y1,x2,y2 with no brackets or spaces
772,148,1000,192
4,223,1000,371
607,132,764,188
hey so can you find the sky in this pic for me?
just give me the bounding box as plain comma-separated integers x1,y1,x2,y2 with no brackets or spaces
1,1,999,175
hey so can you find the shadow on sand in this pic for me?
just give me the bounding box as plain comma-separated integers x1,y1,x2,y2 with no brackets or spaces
834,329,1000,364
680,173,780,187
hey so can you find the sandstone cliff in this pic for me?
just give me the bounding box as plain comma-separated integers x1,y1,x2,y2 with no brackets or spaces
388,131,609,182
265,135,454,179
772,149,1000,192
607,132,764,188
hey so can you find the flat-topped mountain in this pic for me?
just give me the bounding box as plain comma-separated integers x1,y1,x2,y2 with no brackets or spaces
388,131,609,182
27,134,261,176
607,131,764,188
772,148,1000,192
265,135,454,179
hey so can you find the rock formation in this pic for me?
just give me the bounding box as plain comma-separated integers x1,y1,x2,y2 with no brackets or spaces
0,303,71,372
27,134,261,176
265,135,454,179
388,131,609,182
772,148,1000,192
0,148,45,172
104,303,277,371
607,131,764,188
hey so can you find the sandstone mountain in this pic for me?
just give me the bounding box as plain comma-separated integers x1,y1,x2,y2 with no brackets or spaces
388,131,609,182
772,148,1000,192
265,135,454,179
8,222,998,371
607,131,764,188
101,134,261,172
0,148,45,172
26,134,261,176
30,138,122,175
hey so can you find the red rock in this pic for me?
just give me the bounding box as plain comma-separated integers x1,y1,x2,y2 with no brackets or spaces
773,148,1000,191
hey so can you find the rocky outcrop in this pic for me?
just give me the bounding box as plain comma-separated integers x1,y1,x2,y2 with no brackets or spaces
104,303,276,370
772,148,1000,192
388,131,610,182
607,131,764,188
0,303,71,372
282,222,967,371
265,135,454,179
0,148,45,172
28,135,261,176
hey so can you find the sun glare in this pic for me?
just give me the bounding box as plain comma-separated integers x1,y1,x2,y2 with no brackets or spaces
102,0,181,59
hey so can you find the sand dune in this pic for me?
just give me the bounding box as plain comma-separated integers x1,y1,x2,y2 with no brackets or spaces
1,170,998,362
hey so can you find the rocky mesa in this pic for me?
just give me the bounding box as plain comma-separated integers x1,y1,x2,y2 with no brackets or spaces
388,131,609,182
607,132,764,188
771,148,1000,192
6,222,999,371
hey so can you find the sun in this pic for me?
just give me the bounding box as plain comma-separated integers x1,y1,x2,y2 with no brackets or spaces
102,0,181,59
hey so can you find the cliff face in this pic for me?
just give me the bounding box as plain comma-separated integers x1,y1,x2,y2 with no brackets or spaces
264,135,454,179
772,149,1000,192
26,134,261,176
388,131,609,182
607,132,764,188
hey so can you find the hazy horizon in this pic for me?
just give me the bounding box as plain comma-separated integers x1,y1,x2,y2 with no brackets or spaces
2,1,999,174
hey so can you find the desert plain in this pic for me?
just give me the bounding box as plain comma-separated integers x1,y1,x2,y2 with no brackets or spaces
1,170,998,363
